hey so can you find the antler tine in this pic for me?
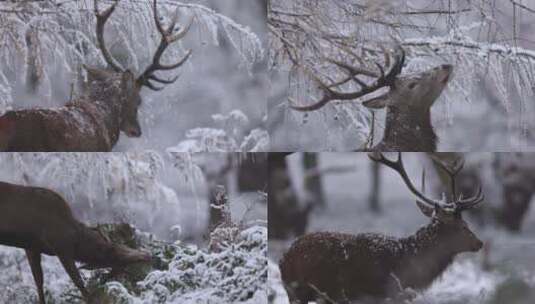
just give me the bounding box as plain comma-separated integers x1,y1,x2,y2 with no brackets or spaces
456,185,484,211
432,155,465,198
387,46,405,82
94,0,124,72
136,0,193,91
368,152,443,209
431,154,484,212
290,46,405,112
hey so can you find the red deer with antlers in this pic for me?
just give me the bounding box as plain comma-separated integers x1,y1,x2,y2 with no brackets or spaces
0,181,152,304
291,47,452,152
0,0,192,152
280,152,484,303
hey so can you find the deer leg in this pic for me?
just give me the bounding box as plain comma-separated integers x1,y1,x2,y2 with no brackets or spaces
57,254,89,299
25,249,45,304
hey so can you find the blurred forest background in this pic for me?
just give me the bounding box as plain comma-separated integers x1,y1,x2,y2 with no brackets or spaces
268,152,535,304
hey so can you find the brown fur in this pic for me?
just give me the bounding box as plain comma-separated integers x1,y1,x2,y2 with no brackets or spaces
0,69,142,152
280,217,482,303
359,64,453,152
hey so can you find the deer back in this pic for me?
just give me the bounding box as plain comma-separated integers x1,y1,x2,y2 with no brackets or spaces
280,232,404,301
0,181,79,252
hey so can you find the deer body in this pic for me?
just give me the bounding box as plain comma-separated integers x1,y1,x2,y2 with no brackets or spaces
280,153,484,303
281,221,481,303
0,74,135,152
0,181,151,304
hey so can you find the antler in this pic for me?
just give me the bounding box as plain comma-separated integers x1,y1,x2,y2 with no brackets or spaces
368,152,484,213
431,155,465,198
368,152,444,209
94,0,124,72
136,0,193,91
431,156,484,211
290,46,405,112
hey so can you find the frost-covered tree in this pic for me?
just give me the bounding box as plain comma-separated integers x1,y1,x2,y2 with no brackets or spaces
0,0,266,151
269,0,535,151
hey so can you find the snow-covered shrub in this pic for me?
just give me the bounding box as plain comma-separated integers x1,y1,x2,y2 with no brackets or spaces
0,224,267,304
101,226,267,304
169,110,269,152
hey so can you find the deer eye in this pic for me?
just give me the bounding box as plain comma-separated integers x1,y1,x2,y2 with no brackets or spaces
408,82,417,90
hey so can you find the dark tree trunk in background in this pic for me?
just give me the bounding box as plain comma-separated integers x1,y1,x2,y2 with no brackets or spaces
368,160,381,213
493,153,535,232
501,184,533,231
25,26,42,94
238,153,267,192
268,153,313,239
262,0,268,18
303,153,325,209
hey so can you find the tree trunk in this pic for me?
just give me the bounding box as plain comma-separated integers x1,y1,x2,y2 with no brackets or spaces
268,153,312,239
238,153,267,192
368,160,381,213
303,153,325,209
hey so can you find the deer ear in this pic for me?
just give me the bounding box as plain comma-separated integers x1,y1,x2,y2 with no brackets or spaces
416,200,434,218
362,95,388,109
83,65,110,82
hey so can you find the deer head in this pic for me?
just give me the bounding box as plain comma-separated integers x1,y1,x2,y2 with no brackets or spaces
290,47,452,113
90,0,192,137
369,152,484,253
76,225,152,271
363,64,452,112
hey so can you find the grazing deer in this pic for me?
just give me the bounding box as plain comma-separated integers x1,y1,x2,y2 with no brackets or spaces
0,181,152,304
290,47,452,152
0,0,192,152
280,152,484,303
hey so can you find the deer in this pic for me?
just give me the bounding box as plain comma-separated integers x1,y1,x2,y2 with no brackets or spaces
0,181,152,304
0,0,192,152
290,47,452,152
279,152,484,304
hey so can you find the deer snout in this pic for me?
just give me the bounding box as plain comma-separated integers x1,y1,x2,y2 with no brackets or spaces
472,239,483,252
439,64,453,83
117,246,152,264
124,127,142,138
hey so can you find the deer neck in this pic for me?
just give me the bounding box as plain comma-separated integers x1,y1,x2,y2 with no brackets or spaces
378,105,437,152
396,221,456,290
71,83,125,149
74,223,149,269
73,223,117,267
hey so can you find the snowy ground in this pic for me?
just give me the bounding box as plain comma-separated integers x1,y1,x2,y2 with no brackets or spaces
268,153,535,304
